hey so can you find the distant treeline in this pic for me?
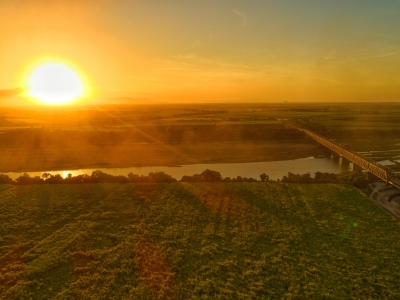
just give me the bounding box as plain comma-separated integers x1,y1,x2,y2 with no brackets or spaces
0,125,305,146
0,169,339,185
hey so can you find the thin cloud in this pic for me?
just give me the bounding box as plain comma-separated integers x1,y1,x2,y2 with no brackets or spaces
380,51,400,58
232,9,247,27
0,87,23,98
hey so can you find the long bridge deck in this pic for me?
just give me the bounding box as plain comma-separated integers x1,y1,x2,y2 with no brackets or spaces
296,127,400,188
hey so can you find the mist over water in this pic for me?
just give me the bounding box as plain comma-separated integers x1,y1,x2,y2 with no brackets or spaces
5,157,353,180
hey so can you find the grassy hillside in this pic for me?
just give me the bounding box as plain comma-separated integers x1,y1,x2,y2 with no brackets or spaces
1,182,399,299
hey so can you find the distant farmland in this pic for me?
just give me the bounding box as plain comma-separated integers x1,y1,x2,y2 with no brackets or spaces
1,182,400,299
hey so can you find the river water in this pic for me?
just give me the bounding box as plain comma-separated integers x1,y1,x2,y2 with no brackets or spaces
4,156,356,180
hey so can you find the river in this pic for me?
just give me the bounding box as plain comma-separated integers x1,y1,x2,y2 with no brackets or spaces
4,156,357,180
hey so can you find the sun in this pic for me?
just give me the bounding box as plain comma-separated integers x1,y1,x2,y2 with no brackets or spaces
26,61,85,105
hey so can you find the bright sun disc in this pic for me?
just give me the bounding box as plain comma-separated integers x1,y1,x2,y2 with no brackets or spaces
27,62,84,105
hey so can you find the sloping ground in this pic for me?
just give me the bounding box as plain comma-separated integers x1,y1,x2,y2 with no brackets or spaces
0,182,400,299
369,182,400,219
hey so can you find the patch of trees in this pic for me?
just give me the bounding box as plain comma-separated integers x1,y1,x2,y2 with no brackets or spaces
281,172,338,184
0,170,177,185
0,174,13,184
343,171,371,189
180,169,258,182
181,169,222,182
0,169,340,186
128,172,177,183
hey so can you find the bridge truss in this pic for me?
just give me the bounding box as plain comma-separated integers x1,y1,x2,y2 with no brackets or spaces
299,128,398,184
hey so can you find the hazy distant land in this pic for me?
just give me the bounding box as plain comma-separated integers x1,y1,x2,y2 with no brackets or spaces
1,102,400,173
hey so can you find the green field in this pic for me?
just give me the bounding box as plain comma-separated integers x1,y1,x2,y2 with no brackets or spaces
1,182,400,299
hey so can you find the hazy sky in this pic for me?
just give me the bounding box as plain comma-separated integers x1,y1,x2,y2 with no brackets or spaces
1,0,400,103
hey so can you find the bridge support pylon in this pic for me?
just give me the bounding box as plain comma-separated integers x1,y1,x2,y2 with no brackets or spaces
340,156,351,165
353,163,363,173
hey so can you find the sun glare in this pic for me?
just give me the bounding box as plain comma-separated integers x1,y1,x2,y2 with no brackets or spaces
26,62,85,105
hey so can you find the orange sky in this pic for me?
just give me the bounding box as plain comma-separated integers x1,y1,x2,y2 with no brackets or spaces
1,0,400,104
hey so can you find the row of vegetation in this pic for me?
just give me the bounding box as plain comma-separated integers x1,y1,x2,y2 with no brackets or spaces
0,169,373,188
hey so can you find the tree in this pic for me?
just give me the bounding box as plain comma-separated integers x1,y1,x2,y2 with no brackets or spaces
315,172,338,183
301,173,311,183
16,173,32,185
128,173,151,182
42,172,51,179
45,174,63,184
222,177,232,182
200,169,222,182
352,175,369,188
260,173,269,182
0,174,13,184
76,174,92,183
180,175,194,182
91,170,114,182
148,172,177,182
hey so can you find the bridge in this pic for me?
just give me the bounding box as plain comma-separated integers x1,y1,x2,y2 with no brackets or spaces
294,127,400,188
